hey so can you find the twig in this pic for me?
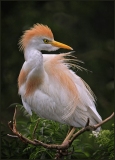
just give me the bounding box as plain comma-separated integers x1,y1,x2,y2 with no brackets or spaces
7,134,18,138
94,112,114,129
13,105,17,133
85,118,90,127
32,118,40,139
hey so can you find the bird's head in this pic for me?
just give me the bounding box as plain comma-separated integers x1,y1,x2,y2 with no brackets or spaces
19,23,73,52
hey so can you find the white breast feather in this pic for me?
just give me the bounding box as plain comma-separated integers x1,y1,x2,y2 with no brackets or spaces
19,53,102,130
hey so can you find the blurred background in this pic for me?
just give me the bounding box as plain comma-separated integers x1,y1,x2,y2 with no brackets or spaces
1,1,114,132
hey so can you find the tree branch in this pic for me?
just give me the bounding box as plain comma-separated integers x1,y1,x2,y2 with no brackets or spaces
7,107,114,159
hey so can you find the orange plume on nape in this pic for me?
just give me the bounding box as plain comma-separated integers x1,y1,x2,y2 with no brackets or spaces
19,23,54,51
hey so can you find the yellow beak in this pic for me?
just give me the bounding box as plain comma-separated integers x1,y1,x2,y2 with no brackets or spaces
50,40,73,50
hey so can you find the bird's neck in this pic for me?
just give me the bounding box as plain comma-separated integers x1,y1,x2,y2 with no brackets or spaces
24,45,41,60
24,46,44,76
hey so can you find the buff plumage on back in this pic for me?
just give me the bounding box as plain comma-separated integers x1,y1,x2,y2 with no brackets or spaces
19,24,54,51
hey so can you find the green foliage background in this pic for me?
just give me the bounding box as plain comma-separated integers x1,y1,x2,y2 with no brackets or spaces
1,1,114,159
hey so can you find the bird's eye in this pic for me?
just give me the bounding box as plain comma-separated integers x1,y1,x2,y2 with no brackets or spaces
43,39,49,44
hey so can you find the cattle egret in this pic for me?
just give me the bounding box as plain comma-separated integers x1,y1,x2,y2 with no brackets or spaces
18,24,102,141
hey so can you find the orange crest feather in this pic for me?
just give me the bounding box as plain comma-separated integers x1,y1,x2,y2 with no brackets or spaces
19,23,54,50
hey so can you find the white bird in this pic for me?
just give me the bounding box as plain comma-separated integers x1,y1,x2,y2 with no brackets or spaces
18,23,102,141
